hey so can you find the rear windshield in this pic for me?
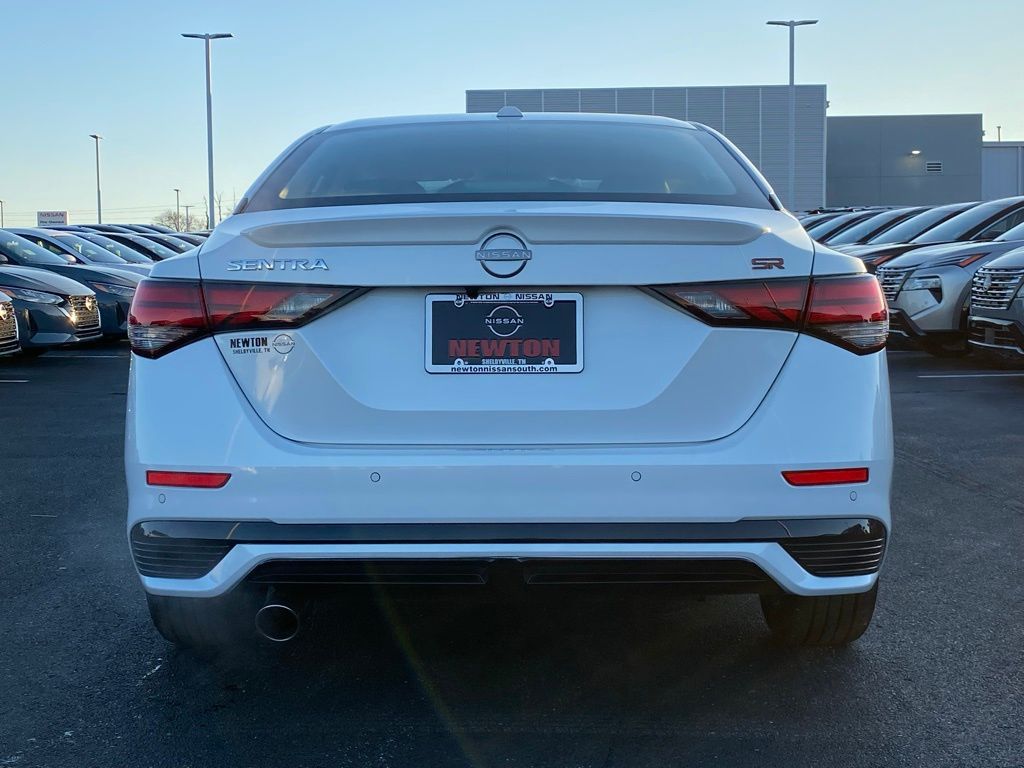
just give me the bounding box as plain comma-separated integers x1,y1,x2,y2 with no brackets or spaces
245,120,771,211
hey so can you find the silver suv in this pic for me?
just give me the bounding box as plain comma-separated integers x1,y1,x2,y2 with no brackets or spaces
876,215,1024,356
968,247,1024,364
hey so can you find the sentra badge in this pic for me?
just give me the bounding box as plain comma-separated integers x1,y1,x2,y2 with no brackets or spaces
227,258,328,272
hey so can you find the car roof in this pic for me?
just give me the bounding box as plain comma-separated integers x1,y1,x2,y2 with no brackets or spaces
324,111,700,133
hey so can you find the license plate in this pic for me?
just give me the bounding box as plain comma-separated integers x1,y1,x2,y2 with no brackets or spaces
425,292,583,374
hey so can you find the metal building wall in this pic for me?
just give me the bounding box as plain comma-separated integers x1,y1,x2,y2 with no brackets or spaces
826,114,983,206
983,142,1024,199
466,85,827,211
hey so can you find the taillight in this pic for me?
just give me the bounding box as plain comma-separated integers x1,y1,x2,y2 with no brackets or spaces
128,280,207,358
652,274,887,355
653,279,808,329
804,274,888,353
129,279,355,359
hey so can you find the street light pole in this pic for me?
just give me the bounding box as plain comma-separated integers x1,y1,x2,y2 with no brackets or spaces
183,205,192,232
0,200,4,228
174,188,181,230
182,32,233,230
89,133,103,223
766,20,818,210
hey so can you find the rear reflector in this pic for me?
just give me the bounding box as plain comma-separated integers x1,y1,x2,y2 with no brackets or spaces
652,274,887,355
146,470,231,488
129,280,356,359
782,468,869,486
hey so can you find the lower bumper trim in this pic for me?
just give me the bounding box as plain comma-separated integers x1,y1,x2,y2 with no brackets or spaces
131,518,887,584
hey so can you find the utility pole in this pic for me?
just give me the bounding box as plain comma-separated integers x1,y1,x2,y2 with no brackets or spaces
0,200,4,228
181,32,233,231
766,20,818,210
174,188,181,230
997,126,1003,142
89,134,103,223
183,204,192,231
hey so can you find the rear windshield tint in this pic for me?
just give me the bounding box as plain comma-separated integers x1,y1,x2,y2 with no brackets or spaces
245,120,771,211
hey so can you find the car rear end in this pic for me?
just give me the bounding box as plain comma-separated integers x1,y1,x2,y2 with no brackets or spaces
126,113,892,648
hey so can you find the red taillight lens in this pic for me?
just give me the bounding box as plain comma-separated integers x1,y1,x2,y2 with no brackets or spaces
128,280,207,358
129,279,354,358
146,470,231,488
804,274,888,354
203,283,349,331
783,468,869,486
652,274,887,355
653,279,808,329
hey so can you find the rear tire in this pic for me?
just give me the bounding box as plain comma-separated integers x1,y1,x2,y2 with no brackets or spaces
760,583,878,646
146,590,261,650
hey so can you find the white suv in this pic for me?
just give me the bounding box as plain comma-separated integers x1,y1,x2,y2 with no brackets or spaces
126,111,892,648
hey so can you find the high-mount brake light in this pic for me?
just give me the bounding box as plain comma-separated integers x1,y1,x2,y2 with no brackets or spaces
782,468,869,486
652,274,888,355
129,280,354,359
146,470,232,488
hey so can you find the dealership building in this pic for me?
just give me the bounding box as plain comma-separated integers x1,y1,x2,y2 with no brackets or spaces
467,87,1021,210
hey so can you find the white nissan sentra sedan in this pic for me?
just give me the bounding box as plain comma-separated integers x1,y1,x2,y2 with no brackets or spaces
126,109,892,649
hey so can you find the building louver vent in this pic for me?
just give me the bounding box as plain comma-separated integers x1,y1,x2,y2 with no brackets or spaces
926,161,943,173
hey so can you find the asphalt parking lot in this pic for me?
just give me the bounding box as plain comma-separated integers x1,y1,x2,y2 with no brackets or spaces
1,346,1022,768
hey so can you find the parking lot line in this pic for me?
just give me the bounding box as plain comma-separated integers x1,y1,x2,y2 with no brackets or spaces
918,372,1024,379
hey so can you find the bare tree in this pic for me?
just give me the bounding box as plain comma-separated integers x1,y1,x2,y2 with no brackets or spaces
152,209,184,231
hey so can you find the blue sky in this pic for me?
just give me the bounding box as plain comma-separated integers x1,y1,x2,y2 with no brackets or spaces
2,0,1021,226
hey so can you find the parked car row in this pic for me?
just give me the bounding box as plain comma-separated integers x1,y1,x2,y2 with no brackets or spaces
0,223,208,358
799,197,1024,360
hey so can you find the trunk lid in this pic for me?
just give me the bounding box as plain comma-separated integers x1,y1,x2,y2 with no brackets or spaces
199,202,812,446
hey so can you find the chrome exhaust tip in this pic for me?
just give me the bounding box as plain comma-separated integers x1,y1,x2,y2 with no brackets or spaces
254,603,300,643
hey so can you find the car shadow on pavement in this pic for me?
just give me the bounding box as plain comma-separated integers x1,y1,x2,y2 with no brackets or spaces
148,589,874,766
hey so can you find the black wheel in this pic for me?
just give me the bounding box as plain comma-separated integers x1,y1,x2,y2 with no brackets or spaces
146,590,262,650
760,583,878,646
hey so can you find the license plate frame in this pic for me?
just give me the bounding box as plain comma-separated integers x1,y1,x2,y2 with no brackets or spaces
425,291,583,374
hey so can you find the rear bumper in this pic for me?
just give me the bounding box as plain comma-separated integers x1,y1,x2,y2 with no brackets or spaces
132,518,886,598
127,334,894,599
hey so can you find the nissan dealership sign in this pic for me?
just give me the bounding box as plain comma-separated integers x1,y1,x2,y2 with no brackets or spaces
36,210,68,226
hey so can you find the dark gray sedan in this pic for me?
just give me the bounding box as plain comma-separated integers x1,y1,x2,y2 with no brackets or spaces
0,265,101,354
0,229,139,337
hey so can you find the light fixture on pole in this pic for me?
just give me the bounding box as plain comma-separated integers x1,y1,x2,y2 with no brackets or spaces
89,133,103,224
174,188,181,230
181,32,233,230
766,19,818,210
